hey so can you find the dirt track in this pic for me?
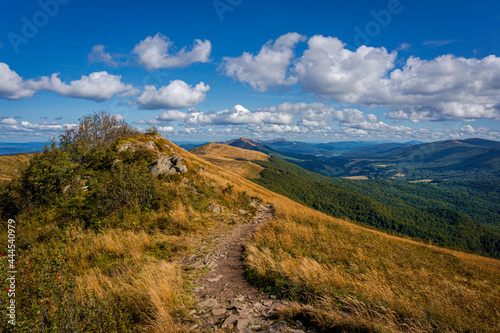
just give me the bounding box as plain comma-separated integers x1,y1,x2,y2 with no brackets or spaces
182,204,314,332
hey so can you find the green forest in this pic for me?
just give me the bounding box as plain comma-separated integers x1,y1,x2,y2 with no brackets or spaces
253,156,500,258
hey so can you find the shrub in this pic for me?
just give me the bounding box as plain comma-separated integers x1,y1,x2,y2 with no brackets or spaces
85,163,161,228
59,111,140,165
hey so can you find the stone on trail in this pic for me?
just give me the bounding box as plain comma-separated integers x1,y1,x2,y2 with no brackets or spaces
261,321,288,333
237,307,253,318
221,314,239,328
212,308,227,316
236,319,252,333
207,275,223,282
197,298,219,308
230,298,246,309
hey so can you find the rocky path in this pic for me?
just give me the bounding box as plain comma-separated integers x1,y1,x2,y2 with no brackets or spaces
182,204,314,332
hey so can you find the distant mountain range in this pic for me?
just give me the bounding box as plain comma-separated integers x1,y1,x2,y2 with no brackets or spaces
221,137,500,180
0,142,46,155
225,137,423,157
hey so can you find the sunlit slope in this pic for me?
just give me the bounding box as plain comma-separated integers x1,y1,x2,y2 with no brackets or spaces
192,142,500,332
191,142,269,178
0,153,34,182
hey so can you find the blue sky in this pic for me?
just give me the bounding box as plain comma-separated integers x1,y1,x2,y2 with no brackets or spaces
1,0,499,142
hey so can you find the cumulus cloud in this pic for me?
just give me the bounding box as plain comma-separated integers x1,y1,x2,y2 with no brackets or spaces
27,71,137,102
188,105,295,125
133,33,211,70
293,35,396,103
288,36,500,121
157,126,175,132
443,125,500,140
134,101,500,141
135,80,209,110
158,110,189,121
135,101,416,142
221,32,306,92
0,63,37,99
0,117,19,125
222,34,500,122
382,55,500,121
88,45,119,67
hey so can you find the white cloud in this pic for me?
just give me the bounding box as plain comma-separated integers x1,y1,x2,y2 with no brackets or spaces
133,33,211,70
0,117,19,125
300,119,329,127
157,126,175,132
0,119,76,136
27,71,136,102
158,110,189,121
287,36,500,121
259,124,302,133
135,101,415,140
0,63,37,99
221,32,306,92
171,105,295,126
383,55,500,121
443,125,500,140
293,35,396,103
208,105,294,125
397,43,411,51
422,40,456,47
135,80,210,109
112,113,125,121
88,45,119,67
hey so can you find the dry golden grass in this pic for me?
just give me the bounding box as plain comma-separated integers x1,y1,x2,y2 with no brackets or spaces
191,142,269,161
341,175,369,180
67,229,186,332
0,153,34,181
191,142,269,178
246,215,500,332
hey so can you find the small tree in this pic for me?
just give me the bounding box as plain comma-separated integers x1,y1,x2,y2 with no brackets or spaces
59,111,139,164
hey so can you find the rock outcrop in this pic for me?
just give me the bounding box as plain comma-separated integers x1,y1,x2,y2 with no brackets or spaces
149,155,188,177
115,136,188,177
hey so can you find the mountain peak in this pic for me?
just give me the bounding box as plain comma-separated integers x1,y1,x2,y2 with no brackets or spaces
227,137,262,150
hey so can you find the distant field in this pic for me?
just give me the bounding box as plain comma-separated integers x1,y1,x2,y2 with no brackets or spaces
341,175,369,180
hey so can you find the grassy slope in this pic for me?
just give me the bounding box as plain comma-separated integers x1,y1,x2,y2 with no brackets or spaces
190,142,269,179
2,139,500,332
0,153,34,182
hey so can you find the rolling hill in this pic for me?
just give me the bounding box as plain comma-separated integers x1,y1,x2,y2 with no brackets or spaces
190,142,269,178
223,137,500,180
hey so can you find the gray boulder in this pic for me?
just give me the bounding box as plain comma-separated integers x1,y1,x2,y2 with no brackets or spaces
149,155,187,177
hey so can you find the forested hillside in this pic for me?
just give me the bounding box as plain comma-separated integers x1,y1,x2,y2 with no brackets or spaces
229,137,500,180
254,167,500,258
